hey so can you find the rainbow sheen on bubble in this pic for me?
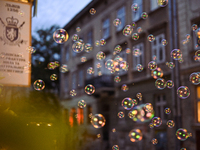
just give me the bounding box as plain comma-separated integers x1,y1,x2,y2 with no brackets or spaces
121,84,128,91
132,33,139,40
85,43,93,53
155,78,166,90
132,22,137,28
96,51,106,60
105,59,115,70
78,100,86,108
129,129,143,142
122,97,135,110
152,117,162,127
164,108,171,114
131,3,139,12
148,61,157,70
72,40,84,53
53,29,69,44
81,56,87,62
133,48,141,57
114,76,121,83
76,27,81,32
26,46,36,54
91,114,106,128
136,64,143,72
166,62,175,69
151,138,158,145
162,39,168,46
136,93,142,101
123,25,133,36
147,34,155,42
113,18,121,27
89,8,96,15
33,79,45,91
176,128,189,141
171,49,182,60
112,145,119,150
70,89,77,97
157,0,168,7
167,120,175,128
85,84,95,95
177,86,190,99
118,111,124,118
192,24,198,31
72,34,79,42
100,39,106,46
114,45,122,53
166,80,174,88
87,67,94,75
141,12,148,19
50,74,57,81
151,67,163,79
137,27,143,33
189,72,200,85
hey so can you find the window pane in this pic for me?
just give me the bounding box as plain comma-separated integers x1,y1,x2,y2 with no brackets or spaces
151,0,159,11
103,18,110,39
132,0,143,21
117,6,126,31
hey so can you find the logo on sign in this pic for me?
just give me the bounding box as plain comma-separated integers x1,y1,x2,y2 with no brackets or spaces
0,16,26,46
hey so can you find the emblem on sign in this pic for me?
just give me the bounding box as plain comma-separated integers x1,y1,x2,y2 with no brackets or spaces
0,16,26,46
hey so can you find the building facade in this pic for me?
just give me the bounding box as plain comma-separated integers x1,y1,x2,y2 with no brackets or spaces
60,0,200,150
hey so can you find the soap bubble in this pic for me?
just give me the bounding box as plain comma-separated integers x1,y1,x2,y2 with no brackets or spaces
89,8,96,15
149,123,154,128
118,111,124,118
114,45,122,53
137,27,143,33
91,114,106,128
112,145,119,150
132,33,139,40
112,128,116,132
50,74,57,81
123,25,133,36
164,108,171,114
177,86,190,99
157,0,168,7
122,97,135,110
53,29,69,44
151,67,163,79
129,129,143,142
70,89,77,96
100,39,106,46
145,103,154,113
151,138,158,145
196,28,200,38
133,48,142,57
114,76,121,83
141,12,148,19
131,3,139,12
95,40,100,47
33,79,45,91
113,18,121,27
152,117,162,127
192,24,198,31
167,120,175,128
47,62,56,70
96,63,102,68
195,50,200,58
171,49,182,60
155,78,166,90
176,128,189,141
78,100,86,108
59,64,68,73
162,39,168,46
121,84,128,91
148,61,157,70
126,48,131,54
166,62,175,69
81,56,87,62
96,51,106,60
136,93,142,101
72,40,84,53
87,67,94,75
76,27,81,32
85,43,93,53
72,34,79,41
136,64,143,72
85,84,95,95
147,34,155,42
166,80,174,88
189,72,200,85
26,46,36,54
97,134,101,138
132,22,137,28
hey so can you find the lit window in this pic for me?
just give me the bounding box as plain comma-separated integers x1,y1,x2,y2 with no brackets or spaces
151,33,165,63
117,6,126,31
133,43,144,70
196,86,200,122
193,26,200,50
77,108,84,125
87,30,93,45
102,18,110,39
150,0,159,11
132,0,143,22
155,94,167,121
78,69,84,87
72,73,77,89
69,108,77,127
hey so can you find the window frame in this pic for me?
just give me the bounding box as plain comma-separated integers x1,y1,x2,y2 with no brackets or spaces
133,42,145,71
102,18,110,39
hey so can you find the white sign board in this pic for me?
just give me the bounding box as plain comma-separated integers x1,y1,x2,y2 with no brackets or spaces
0,0,31,87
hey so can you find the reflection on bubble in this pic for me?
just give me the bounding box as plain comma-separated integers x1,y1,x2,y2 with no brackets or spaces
118,111,124,118
33,79,45,91
114,45,122,53
78,100,86,108
151,67,163,79
136,93,142,101
53,29,69,44
151,138,158,145
113,18,121,27
91,114,106,128
96,51,106,60
131,3,139,12
141,12,148,19
50,74,57,81
97,134,101,138
155,78,166,90
72,40,84,53
122,97,135,110
166,80,174,88
162,39,168,46
171,49,182,60
133,48,141,57
72,34,79,41
149,123,154,128
177,86,190,99
157,0,168,7
112,128,116,132
123,25,133,36
132,33,139,40
95,40,100,47
136,64,143,72
70,89,77,97
176,128,189,141
195,50,200,58
105,59,115,70
26,46,36,54
114,76,121,83
129,129,143,142
85,43,93,53
152,117,162,127
87,67,94,75
145,103,153,113
167,120,175,128
148,61,157,70
189,72,200,85
89,8,96,15
196,28,200,38
85,84,95,95
112,145,119,150
96,63,102,68
147,34,155,42
121,84,128,92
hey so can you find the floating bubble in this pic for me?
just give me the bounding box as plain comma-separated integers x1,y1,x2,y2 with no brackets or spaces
76,27,81,32
132,22,137,28
162,39,168,46
97,134,101,138
181,148,186,150
152,117,162,127
177,86,190,99
194,56,200,62
98,71,102,76
131,3,139,12
132,33,139,40
112,128,116,132
151,138,158,145
78,100,86,108
164,108,171,114
123,25,133,36
96,63,102,68
185,34,191,41
147,34,155,42
176,128,189,141
122,97,135,110
148,61,157,70
118,111,124,118
53,29,68,44
33,79,45,91
105,59,115,70
151,67,163,79
91,114,106,128
149,123,154,128
166,62,175,69
85,43,93,53
87,67,94,75
26,46,36,54
178,58,184,63
155,78,166,90
133,48,141,57
166,80,174,88
192,24,198,31
100,39,106,46
137,27,143,33
96,51,106,60
189,72,200,85
112,145,119,150
72,40,84,53
85,84,95,95
114,76,121,83
95,40,100,47
113,18,121,27
114,45,122,53
136,64,143,72
54,61,60,68
157,0,168,7
171,49,182,60
129,129,143,142
89,8,96,15
196,28,200,38
70,89,77,96
141,12,148,19
152,55,157,61
195,50,200,58
50,74,57,81
145,103,154,113
80,56,87,62
136,93,142,101
121,84,128,92
72,34,79,41
167,120,175,128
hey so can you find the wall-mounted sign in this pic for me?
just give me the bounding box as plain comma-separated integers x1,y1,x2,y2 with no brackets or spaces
0,0,32,87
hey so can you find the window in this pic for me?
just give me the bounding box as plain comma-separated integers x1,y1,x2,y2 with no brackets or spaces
77,108,84,125
196,86,200,122
78,69,84,87
72,72,77,89
133,43,144,70
102,18,110,39
155,94,167,121
117,6,126,31
69,108,77,127
151,33,165,63
132,0,143,22
151,0,159,11
87,30,93,45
